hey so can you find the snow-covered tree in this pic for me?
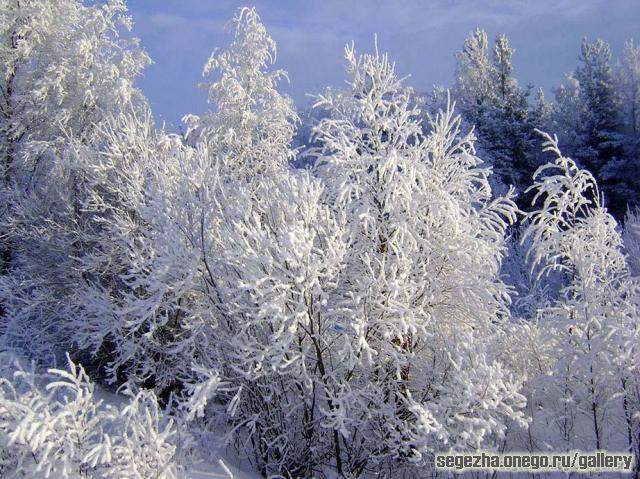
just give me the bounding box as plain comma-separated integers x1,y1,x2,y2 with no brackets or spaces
549,36,638,220
0,0,150,365
2,4,639,478
103,133,349,476
528,88,554,157
623,208,640,276
558,37,631,219
618,40,640,138
78,10,346,477
615,40,640,208
184,7,297,181
493,34,516,101
523,132,640,457
454,30,538,197
309,41,526,475
62,109,189,389
454,28,494,118
574,38,622,170
551,74,584,158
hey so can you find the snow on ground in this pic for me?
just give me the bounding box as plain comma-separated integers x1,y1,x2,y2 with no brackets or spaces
187,459,259,479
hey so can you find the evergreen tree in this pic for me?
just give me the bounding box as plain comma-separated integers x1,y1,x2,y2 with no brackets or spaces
615,40,640,210
454,30,540,201
528,88,554,166
573,38,628,217
493,34,516,101
618,40,640,138
574,38,622,169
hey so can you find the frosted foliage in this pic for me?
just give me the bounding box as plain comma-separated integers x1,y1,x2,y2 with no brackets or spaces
455,28,494,109
523,132,640,455
306,42,526,473
0,0,150,365
0,0,149,146
1,4,640,478
184,7,297,180
0,353,181,478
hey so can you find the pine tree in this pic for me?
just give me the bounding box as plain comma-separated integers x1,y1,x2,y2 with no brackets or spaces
551,74,583,158
573,38,627,217
618,40,640,138
494,34,515,101
615,40,640,209
574,38,621,168
454,30,537,198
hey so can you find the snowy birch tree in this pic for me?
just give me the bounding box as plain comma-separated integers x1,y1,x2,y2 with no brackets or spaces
523,132,640,458
184,7,297,181
309,41,527,475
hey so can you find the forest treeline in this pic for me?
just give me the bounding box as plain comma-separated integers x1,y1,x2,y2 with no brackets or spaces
0,2,639,478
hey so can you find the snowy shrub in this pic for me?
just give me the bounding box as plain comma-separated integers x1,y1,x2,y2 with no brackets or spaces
171,30,530,478
0,352,182,478
302,42,527,474
65,110,190,391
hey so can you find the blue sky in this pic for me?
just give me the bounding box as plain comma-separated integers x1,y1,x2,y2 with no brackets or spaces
125,1,640,130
